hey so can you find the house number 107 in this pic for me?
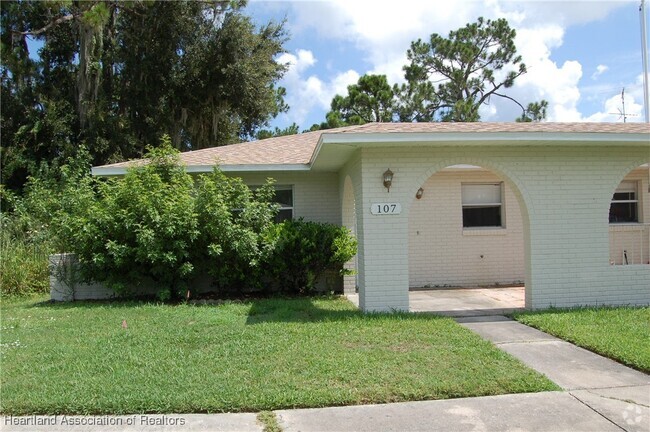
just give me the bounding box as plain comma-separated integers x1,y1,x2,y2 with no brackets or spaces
371,203,402,215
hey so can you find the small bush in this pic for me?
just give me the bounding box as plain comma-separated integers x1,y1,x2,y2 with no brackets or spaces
264,219,357,294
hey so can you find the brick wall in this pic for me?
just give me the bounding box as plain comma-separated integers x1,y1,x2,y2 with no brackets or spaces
352,145,649,312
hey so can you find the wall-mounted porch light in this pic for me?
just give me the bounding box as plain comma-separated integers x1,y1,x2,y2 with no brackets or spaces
415,187,424,199
383,168,394,192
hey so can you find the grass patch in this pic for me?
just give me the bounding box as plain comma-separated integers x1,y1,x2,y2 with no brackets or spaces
512,306,650,373
1,296,558,415
257,411,282,432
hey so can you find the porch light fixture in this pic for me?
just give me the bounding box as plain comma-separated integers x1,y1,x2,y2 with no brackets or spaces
416,187,424,199
383,168,394,192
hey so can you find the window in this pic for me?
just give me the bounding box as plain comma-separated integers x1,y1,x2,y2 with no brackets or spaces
461,183,503,228
273,186,293,222
609,181,638,223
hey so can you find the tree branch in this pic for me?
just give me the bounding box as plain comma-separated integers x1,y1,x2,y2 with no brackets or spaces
12,14,77,37
492,91,526,113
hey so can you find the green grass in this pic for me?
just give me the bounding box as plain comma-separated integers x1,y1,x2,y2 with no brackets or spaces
513,306,650,373
257,411,282,432
1,296,558,415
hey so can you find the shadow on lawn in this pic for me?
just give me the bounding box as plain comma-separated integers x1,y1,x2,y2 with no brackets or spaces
244,297,449,325
21,295,451,326
245,297,361,324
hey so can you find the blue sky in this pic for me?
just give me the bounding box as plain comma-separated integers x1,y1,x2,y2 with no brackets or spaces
247,0,650,129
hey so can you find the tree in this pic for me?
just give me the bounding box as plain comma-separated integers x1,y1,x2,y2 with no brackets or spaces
256,123,299,140
400,17,545,122
314,18,547,128
516,100,549,122
313,74,396,130
1,0,289,192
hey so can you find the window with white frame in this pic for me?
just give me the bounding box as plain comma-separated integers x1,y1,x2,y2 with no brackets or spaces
461,183,503,228
273,186,294,222
247,185,293,222
609,181,638,223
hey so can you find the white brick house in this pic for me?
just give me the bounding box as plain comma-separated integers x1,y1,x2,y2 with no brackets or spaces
93,122,650,312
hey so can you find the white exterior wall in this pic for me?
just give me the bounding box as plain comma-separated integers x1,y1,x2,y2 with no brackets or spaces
409,169,525,287
236,172,340,224
353,145,649,312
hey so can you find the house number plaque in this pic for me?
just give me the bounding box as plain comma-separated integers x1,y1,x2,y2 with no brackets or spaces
371,203,402,215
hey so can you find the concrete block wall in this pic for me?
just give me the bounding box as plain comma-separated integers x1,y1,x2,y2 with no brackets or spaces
353,145,649,312
409,169,525,287
49,254,118,301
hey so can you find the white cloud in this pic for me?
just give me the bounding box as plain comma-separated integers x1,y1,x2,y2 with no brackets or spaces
585,73,647,122
276,49,360,126
592,64,609,80
276,0,640,123
508,25,584,121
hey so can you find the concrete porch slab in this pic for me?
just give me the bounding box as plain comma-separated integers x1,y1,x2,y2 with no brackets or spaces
410,286,525,316
346,286,526,316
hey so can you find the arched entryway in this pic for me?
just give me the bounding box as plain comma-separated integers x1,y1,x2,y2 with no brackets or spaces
407,164,531,314
608,163,650,266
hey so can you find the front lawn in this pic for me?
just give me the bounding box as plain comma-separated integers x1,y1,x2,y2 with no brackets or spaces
1,296,557,415
512,306,650,373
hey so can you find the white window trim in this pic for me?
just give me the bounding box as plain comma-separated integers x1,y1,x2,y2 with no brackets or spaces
610,181,639,224
461,182,505,229
247,185,294,220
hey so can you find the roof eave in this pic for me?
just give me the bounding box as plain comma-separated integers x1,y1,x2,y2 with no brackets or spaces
319,131,650,145
91,163,311,177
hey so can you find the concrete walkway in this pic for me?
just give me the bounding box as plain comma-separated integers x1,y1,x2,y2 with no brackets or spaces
2,313,648,432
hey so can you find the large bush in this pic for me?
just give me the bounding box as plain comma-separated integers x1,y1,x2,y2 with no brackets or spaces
264,219,357,294
69,137,200,300
67,136,279,300
195,169,278,294
35,136,358,300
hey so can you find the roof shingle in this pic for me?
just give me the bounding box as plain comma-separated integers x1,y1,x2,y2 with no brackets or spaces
97,122,650,169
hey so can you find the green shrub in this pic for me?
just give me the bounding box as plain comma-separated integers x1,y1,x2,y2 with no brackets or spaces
35,137,357,301
195,170,278,294
68,136,200,300
263,219,357,294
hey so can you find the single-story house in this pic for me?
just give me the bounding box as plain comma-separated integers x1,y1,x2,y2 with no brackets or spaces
87,122,650,312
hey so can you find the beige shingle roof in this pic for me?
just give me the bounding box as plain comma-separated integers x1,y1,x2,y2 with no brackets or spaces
97,122,650,169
